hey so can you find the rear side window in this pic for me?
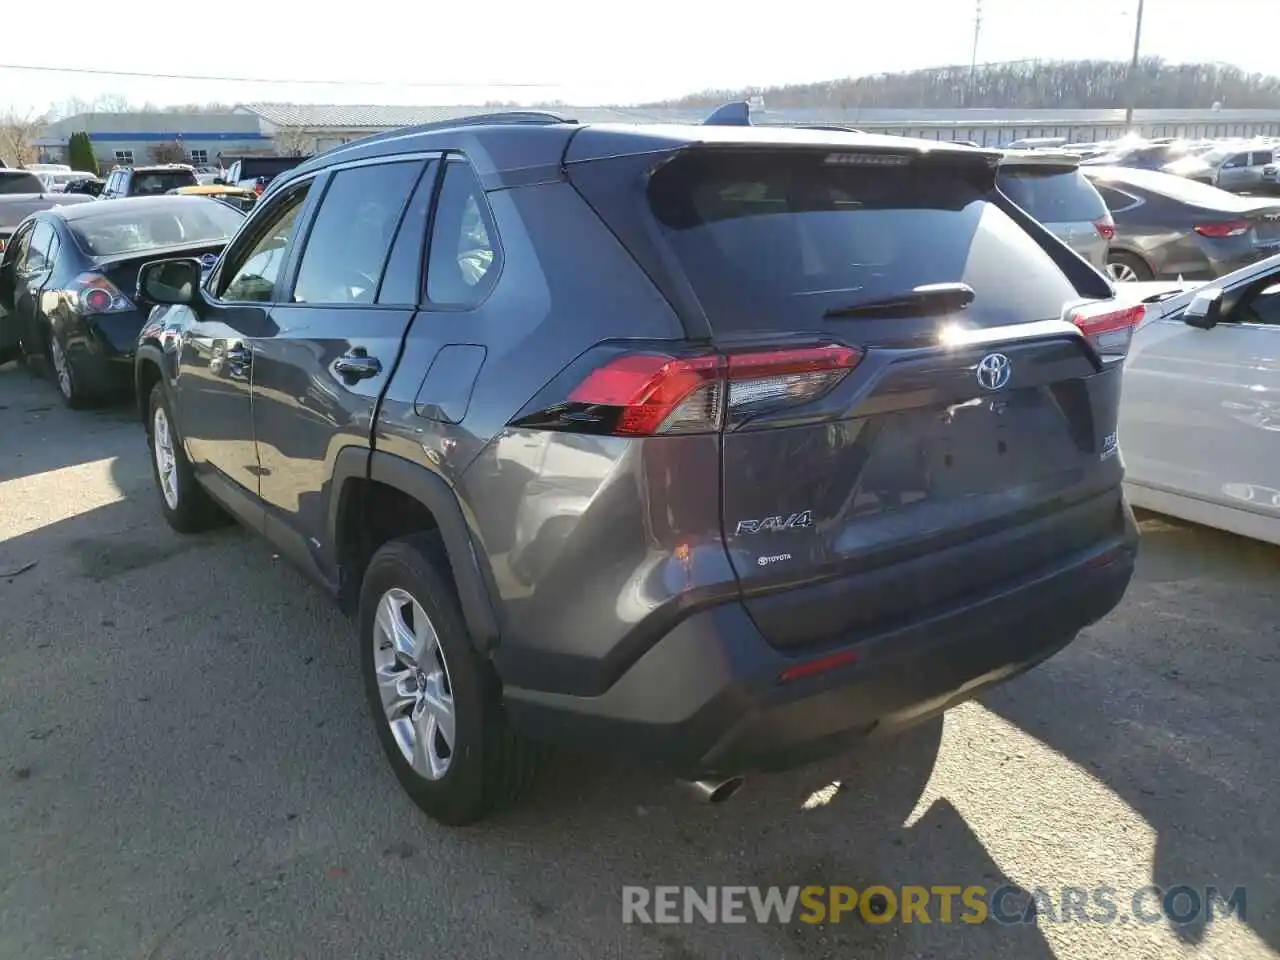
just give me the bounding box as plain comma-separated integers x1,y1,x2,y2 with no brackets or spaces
646,149,1082,332
292,160,423,305
1095,185,1140,213
378,159,438,305
997,167,1106,223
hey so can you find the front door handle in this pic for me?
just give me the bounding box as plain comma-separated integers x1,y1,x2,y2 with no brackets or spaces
333,349,382,381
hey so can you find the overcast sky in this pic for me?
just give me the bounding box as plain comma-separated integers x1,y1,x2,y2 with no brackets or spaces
2,0,1273,114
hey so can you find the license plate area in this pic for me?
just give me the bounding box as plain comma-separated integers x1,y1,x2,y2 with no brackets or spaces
854,389,1083,511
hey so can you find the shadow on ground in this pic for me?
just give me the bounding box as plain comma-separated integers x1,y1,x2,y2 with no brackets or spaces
0,448,1056,959
983,512,1279,953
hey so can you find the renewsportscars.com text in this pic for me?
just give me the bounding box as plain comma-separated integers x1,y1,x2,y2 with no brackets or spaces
622,884,1246,927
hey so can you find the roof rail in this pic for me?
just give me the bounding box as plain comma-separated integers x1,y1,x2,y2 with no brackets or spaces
309,110,578,159
797,124,866,133
703,101,752,126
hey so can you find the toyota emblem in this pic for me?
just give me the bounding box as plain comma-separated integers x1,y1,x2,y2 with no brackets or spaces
976,353,1012,391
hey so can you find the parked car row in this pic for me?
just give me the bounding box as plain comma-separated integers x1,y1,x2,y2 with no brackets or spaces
0,195,244,391
1050,134,1280,195
993,150,1280,283
1,110,1274,830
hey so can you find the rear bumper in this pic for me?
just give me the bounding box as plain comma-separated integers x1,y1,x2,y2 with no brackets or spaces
63,311,143,395
504,500,1138,776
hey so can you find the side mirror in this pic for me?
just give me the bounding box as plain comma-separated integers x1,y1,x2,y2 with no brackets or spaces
137,258,201,306
1183,287,1224,329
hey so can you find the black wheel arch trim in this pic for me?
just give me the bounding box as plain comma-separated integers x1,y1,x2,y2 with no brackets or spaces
329,448,502,653
134,341,166,422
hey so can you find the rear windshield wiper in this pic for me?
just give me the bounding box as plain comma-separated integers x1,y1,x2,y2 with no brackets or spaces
822,282,975,319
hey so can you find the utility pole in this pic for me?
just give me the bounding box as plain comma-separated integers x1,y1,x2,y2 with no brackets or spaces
1124,0,1146,129
968,0,983,107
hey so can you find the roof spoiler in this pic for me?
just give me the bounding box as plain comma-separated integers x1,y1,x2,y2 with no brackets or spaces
702,101,752,126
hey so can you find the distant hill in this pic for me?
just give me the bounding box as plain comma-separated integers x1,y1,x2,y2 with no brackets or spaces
649,58,1280,111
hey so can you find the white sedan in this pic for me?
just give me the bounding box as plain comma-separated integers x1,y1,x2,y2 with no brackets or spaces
1119,254,1280,545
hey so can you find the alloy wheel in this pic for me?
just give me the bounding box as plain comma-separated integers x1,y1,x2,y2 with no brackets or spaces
372,587,456,780
1107,261,1139,283
49,337,72,398
152,406,180,510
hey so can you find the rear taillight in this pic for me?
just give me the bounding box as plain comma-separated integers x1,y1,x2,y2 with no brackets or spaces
1194,221,1250,238
71,273,134,315
1068,302,1145,359
547,343,862,437
1094,215,1116,241
568,353,723,436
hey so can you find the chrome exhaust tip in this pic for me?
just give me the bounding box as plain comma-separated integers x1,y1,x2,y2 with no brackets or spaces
684,776,746,803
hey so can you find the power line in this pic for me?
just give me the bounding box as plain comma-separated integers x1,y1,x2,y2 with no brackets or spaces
0,62,566,89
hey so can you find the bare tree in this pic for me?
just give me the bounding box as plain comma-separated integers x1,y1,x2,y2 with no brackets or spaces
94,93,134,113
0,109,48,166
273,127,312,157
148,141,188,164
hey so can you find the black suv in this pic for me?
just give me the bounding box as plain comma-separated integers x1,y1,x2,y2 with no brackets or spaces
133,112,1140,824
100,164,198,198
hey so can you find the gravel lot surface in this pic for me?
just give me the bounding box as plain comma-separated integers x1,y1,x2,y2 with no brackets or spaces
1,361,1277,960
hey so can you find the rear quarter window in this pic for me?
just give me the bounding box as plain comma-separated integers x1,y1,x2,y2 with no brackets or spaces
646,149,1084,333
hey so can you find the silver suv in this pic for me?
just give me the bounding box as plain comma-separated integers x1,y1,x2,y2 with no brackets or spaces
997,151,1112,272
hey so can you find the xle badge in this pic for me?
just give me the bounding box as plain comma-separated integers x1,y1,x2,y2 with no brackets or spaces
1100,431,1118,461
736,510,814,536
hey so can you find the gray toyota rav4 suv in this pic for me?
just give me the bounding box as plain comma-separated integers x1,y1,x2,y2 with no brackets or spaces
133,112,1140,824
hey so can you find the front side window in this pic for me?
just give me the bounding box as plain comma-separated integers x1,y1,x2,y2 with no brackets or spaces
218,186,310,303
291,160,423,305
427,161,501,306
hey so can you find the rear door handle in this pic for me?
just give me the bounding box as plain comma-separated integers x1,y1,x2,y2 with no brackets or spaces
333,349,382,381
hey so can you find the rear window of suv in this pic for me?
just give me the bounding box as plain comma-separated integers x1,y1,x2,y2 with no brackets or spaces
129,170,198,196
996,166,1106,223
645,149,1082,332
0,171,44,194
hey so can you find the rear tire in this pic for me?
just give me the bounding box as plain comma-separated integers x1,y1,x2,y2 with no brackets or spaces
359,533,546,825
45,327,93,409
1106,251,1153,283
146,383,226,533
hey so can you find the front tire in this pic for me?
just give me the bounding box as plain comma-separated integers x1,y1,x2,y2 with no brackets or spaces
146,383,226,533
359,533,545,825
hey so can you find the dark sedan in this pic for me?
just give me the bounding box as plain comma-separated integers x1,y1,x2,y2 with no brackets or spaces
1084,166,1280,282
0,196,244,407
